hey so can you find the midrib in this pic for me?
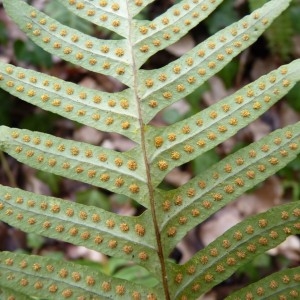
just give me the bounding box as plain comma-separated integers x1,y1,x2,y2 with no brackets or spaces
125,1,171,299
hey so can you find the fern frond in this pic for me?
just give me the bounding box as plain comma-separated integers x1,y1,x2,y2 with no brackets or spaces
226,266,300,299
171,201,300,299
0,62,139,141
0,251,161,299
0,185,158,271
132,0,224,65
56,0,137,37
0,126,149,204
139,0,291,122
160,122,300,253
3,0,133,86
148,60,300,184
0,286,33,300
249,0,294,61
0,0,299,299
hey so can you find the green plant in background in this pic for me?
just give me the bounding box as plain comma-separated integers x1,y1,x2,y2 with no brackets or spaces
0,0,299,299
248,0,295,62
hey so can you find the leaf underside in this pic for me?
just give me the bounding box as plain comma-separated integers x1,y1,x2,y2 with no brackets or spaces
225,266,300,300
0,251,161,300
0,0,299,299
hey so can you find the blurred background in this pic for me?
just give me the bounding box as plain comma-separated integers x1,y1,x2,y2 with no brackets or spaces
0,0,300,298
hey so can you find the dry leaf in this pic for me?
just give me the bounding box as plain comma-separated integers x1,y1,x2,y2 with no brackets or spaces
166,34,195,57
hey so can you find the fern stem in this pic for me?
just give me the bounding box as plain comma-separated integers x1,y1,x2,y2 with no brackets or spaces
125,2,171,299
140,127,171,300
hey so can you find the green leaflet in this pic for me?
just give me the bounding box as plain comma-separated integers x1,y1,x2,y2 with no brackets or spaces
123,0,156,18
147,60,300,185
159,122,300,253
0,251,162,299
0,286,33,300
171,201,300,299
57,0,134,38
3,0,133,87
0,185,158,272
0,126,149,205
132,0,223,66
225,266,300,299
0,62,139,142
249,0,294,61
139,0,292,122
57,0,224,66
56,0,156,37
